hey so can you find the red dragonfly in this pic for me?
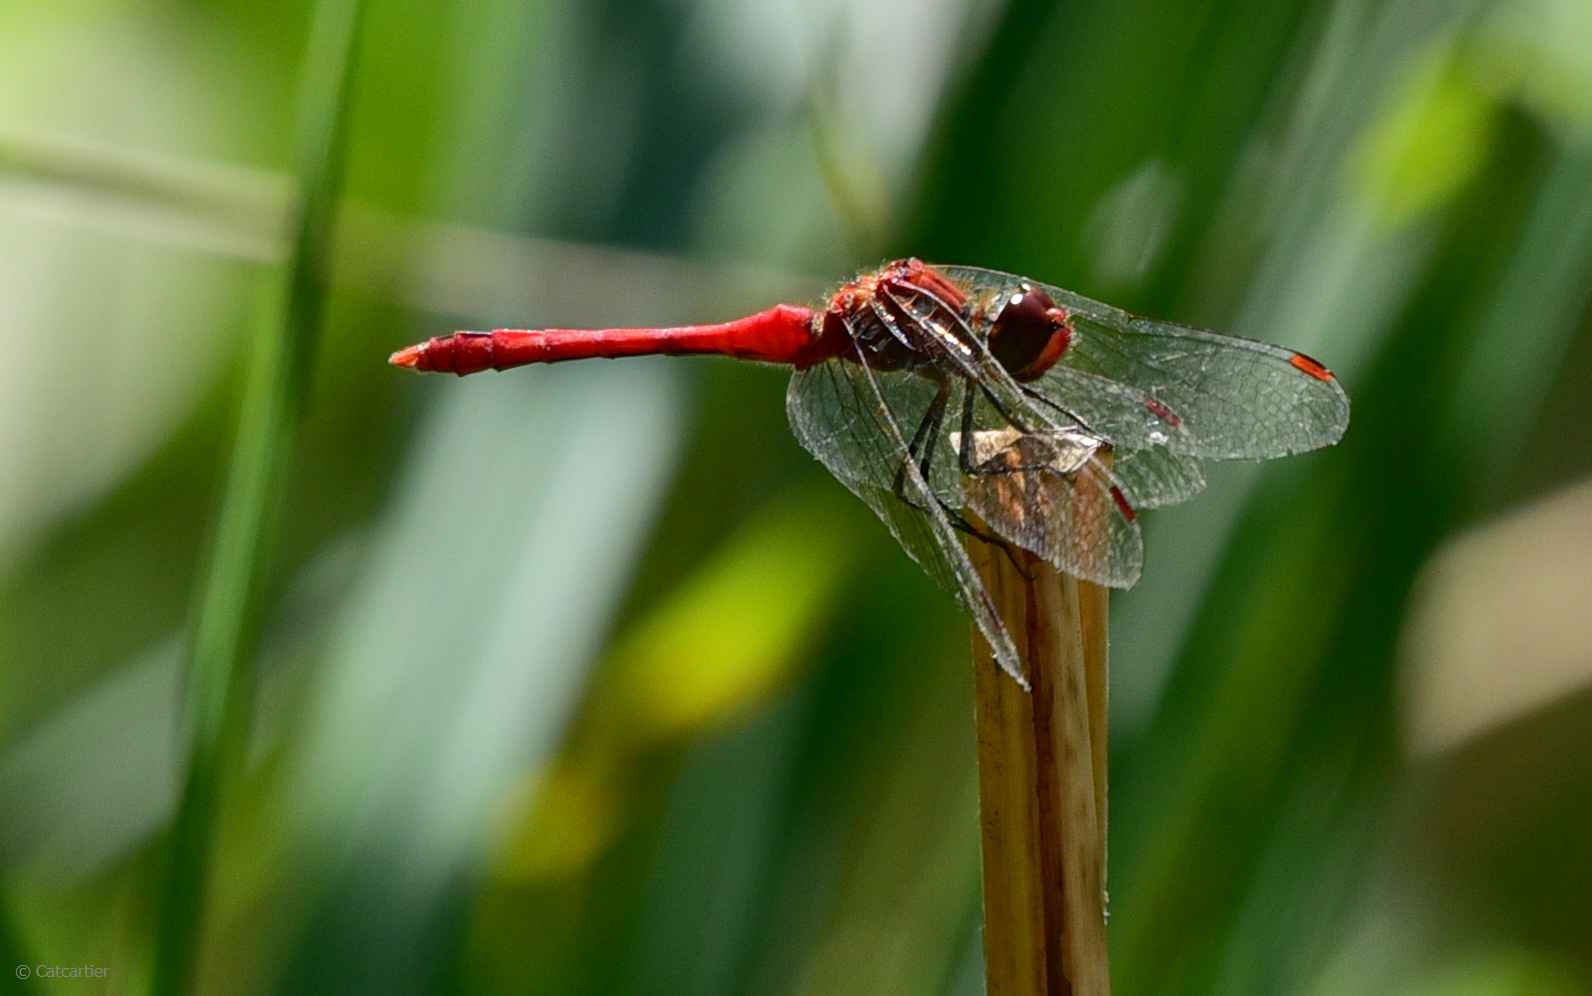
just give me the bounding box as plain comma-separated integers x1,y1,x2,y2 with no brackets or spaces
391,259,1348,682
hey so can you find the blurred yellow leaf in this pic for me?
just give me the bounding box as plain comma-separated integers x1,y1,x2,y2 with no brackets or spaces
1350,42,1498,227
494,762,621,881
607,490,858,743
492,487,859,882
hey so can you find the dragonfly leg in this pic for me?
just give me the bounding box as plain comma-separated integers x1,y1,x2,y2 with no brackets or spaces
893,376,951,497
959,380,1038,476
939,505,1032,579
959,379,1091,481
883,377,1027,574
979,384,1032,434
882,283,1040,434
889,378,1019,576
1016,383,1097,435
957,378,979,475
835,307,1030,577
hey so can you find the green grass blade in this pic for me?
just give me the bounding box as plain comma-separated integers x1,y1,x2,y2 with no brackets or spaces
149,2,365,993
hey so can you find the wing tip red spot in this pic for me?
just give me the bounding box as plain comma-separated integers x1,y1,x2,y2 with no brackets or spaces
1144,396,1182,427
1109,485,1137,522
1289,352,1335,381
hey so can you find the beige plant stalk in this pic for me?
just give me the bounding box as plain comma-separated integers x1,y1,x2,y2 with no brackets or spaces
968,536,1110,996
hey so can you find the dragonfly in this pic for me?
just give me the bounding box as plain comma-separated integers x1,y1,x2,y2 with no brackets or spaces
391,259,1349,683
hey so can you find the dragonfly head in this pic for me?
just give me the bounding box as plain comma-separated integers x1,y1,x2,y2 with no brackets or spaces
989,284,1073,382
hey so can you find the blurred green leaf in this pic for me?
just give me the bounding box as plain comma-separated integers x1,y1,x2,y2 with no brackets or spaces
152,1,365,992
1350,41,1499,226
1400,950,1587,996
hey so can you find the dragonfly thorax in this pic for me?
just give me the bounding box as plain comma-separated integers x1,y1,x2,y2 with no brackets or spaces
815,258,978,373
813,260,1074,384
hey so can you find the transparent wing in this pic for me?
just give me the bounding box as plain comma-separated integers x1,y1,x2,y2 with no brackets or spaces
872,286,1147,587
785,355,963,504
950,388,1144,587
886,262,1200,519
786,354,1027,684
836,278,1149,588
936,264,1350,460
1112,445,1206,509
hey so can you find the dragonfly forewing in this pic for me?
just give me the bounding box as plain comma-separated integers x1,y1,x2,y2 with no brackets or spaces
936,264,1351,461
1111,445,1207,509
786,355,1027,683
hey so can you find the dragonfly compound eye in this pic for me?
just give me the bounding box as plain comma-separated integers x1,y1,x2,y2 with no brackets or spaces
989,285,1073,381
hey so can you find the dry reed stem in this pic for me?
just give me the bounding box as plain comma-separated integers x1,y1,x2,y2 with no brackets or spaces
969,540,1110,996
1077,579,1109,898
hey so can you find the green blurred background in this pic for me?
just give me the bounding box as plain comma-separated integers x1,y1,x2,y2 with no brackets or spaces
3,0,1591,993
